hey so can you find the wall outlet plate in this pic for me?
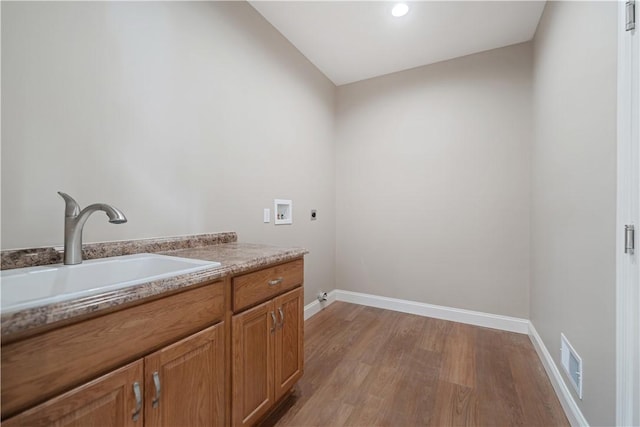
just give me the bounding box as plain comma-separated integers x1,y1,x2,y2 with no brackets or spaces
263,208,270,223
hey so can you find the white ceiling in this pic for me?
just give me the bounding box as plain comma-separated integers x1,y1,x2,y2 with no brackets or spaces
249,1,546,86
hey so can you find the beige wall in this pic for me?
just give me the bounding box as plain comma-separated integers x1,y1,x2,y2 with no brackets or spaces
1,1,336,305
531,2,617,425
335,43,532,318
1,5,621,421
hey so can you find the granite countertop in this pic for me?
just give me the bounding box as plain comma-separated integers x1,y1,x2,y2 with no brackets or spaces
1,233,307,337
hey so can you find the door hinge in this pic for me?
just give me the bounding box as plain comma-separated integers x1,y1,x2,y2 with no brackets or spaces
627,0,636,31
625,225,635,254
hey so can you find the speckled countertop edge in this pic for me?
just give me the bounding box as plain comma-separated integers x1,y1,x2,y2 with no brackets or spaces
0,232,238,270
1,233,308,337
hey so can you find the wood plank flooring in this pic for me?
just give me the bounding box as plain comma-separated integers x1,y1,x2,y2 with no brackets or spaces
260,302,568,427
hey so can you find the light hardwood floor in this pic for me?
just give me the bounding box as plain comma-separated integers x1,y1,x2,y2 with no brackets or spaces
260,301,569,427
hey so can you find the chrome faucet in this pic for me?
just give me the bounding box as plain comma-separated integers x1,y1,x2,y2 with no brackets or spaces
58,192,127,265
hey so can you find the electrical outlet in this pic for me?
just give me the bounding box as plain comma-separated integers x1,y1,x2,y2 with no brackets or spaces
263,208,270,223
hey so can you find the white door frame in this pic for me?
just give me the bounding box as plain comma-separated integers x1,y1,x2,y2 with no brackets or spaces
616,1,639,426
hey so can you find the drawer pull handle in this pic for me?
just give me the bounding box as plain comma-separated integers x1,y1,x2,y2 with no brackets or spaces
152,371,161,408
132,382,142,421
270,311,277,332
269,277,283,286
278,307,284,328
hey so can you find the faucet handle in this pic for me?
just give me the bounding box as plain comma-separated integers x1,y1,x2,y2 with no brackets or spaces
58,192,80,217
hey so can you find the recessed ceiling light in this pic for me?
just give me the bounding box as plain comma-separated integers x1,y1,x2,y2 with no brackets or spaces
391,3,409,17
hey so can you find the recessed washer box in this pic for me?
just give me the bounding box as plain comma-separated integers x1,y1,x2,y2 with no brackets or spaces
274,199,292,225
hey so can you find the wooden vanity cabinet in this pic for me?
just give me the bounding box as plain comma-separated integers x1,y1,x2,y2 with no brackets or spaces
2,280,227,427
1,256,306,427
4,323,225,427
231,260,304,427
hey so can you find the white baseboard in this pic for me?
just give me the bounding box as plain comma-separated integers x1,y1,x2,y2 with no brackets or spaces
332,289,529,334
303,289,337,320
528,323,589,427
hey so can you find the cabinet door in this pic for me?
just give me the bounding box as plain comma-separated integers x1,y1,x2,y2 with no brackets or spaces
144,323,225,427
232,300,275,427
3,360,143,427
274,287,304,401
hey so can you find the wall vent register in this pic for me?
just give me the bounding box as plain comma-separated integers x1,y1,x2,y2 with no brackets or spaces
560,333,583,399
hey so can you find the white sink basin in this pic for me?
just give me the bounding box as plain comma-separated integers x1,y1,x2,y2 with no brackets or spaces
1,253,221,313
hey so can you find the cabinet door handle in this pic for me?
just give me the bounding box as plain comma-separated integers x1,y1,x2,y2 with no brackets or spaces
268,277,283,286
278,307,284,328
270,311,277,332
152,371,161,408
132,382,142,422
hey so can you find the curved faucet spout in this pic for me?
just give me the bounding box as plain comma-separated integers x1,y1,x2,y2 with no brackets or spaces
82,203,127,224
58,192,128,265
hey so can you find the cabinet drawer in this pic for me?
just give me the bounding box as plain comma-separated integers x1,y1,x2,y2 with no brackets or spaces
233,259,303,312
1,280,225,419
